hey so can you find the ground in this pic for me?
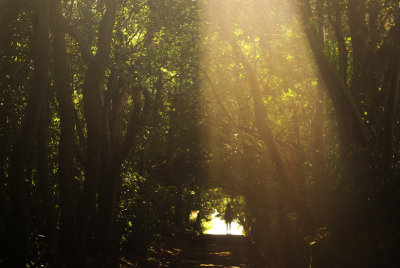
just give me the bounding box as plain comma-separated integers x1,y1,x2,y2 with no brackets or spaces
122,232,268,267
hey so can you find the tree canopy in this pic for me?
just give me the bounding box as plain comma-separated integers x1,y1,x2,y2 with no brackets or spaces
1,0,399,267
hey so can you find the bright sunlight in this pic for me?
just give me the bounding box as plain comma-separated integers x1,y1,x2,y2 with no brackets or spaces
204,211,243,235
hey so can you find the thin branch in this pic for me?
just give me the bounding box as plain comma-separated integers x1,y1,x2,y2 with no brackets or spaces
197,66,257,137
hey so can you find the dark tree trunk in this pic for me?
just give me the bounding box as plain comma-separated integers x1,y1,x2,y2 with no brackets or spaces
312,2,329,225
347,0,368,99
312,85,329,224
36,94,57,267
297,0,368,150
329,1,348,83
7,0,50,265
381,60,400,173
96,85,151,254
50,0,78,265
295,0,400,265
79,0,120,261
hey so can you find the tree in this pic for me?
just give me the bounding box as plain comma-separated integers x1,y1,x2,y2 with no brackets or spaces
7,0,50,264
294,0,400,265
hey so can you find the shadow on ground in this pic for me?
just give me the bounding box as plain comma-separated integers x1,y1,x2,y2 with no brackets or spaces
126,233,268,267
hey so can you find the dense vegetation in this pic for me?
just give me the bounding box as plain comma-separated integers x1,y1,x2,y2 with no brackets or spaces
1,0,399,267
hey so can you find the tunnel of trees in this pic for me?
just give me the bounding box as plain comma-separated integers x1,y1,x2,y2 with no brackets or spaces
0,0,399,267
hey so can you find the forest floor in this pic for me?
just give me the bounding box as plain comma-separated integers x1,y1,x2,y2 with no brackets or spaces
121,232,268,267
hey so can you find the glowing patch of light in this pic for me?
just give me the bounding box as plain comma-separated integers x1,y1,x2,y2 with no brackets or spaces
204,212,243,235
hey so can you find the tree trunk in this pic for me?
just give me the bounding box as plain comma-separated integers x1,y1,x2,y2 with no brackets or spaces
330,1,348,83
296,0,368,149
50,0,78,265
96,86,151,255
79,0,120,260
37,94,57,267
7,0,50,265
312,84,329,225
381,60,400,174
347,0,368,99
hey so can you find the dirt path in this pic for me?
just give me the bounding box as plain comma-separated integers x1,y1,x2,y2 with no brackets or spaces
145,233,268,267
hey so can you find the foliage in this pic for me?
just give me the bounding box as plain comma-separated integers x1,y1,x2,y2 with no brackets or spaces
1,0,399,267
